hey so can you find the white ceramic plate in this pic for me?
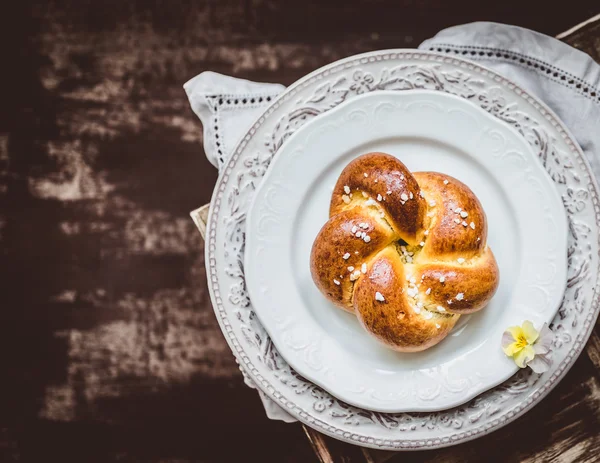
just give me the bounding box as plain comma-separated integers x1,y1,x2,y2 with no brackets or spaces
206,50,600,449
244,90,568,413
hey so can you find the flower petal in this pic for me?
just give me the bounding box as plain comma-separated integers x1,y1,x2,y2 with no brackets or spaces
505,326,523,340
505,326,525,347
533,323,554,355
521,320,539,344
503,341,523,357
527,353,551,373
502,330,516,349
514,345,535,368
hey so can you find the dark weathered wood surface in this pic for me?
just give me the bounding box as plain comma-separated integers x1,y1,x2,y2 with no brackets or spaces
1,1,599,461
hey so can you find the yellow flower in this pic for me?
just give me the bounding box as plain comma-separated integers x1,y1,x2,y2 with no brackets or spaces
501,321,540,368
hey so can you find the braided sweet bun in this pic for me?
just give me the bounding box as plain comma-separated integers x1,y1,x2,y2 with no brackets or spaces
310,153,499,352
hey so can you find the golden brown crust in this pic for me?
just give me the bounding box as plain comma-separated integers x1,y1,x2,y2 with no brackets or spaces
353,247,459,352
310,152,499,352
415,248,499,315
413,172,487,260
330,152,426,245
310,206,396,311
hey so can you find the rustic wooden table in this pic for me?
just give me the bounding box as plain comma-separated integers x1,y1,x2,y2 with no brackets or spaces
2,2,599,462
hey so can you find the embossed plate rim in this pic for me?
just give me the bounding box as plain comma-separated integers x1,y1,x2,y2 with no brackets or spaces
205,49,600,450
244,89,568,413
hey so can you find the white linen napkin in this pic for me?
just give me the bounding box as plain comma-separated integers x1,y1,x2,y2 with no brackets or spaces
185,21,600,422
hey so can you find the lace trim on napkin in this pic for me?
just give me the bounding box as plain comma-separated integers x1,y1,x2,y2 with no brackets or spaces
204,93,279,167
426,44,600,104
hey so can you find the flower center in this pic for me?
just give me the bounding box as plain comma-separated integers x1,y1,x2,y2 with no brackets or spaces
515,334,528,349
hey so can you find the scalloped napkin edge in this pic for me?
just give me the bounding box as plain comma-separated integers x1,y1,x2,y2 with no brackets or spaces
185,21,600,422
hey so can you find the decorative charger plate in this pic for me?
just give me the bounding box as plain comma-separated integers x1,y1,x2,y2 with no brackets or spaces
244,90,568,413
206,50,600,449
